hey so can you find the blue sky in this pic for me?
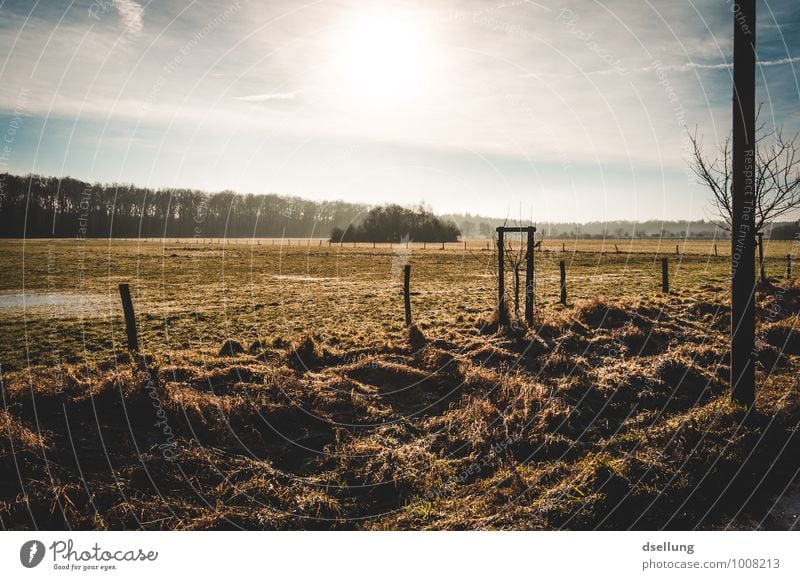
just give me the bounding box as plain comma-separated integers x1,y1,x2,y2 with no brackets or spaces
0,0,798,221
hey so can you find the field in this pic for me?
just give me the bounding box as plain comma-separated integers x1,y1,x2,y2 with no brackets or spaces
1,237,799,530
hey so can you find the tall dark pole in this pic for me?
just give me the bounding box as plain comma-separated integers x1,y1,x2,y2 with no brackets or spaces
730,0,757,408
497,228,507,325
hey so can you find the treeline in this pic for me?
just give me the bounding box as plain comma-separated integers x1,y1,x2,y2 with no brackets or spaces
443,213,800,240
0,174,367,238
770,221,800,240
330,204,460,243
1,173,796,241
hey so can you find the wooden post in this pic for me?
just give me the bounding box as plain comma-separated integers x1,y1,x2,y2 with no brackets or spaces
714,243,718,256
787,254,792,278
497,228,506,325
403,265,412,326
441,242,445,250
675,244,679,256
118,283,139,352
559,260,567,305
464,241,467,251
730,0,757,408
757,232,766,283
423,241,426,250
562,242,565,253
525,227,534,325
661,258,669,294
614,243,619,254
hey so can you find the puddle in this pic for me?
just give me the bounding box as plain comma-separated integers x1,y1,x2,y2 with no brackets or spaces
273,275,335,282
0,292,112,317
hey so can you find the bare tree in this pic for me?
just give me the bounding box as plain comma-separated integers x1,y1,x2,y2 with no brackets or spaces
503,237,526,319
689,111,800,234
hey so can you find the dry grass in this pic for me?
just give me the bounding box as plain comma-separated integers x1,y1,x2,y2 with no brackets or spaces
0,239,798,529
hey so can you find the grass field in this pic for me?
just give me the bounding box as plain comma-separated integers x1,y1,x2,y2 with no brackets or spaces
1,238,799,530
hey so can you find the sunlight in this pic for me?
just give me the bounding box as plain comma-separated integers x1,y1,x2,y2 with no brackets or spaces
334,10,432,109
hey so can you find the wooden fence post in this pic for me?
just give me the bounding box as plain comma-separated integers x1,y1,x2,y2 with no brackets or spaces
403,265,412,326
787,254,792,278
661,257,669,294
714,243,718,256
560,260,567,305
675,244,679,256
525,227,534,325
118,283,139,352
757,232,766,283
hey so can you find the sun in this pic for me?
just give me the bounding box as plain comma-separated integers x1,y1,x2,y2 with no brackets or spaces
335,11,432,109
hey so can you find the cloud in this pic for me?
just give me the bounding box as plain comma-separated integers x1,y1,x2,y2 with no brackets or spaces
645,55,800,73
115,0,144,34
234,92,298,102
521,55,800,80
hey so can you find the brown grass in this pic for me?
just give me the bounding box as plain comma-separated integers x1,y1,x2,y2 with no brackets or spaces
1,239,798,529
1,282,798,530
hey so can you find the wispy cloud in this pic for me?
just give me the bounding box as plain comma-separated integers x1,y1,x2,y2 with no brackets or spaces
234,92,297,102
522,55,800,80
115,0,144,34
644,55,800,73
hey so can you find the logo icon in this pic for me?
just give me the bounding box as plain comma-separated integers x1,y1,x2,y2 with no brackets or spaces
20,540,45,568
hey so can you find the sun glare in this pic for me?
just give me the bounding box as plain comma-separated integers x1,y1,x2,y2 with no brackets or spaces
335,11,432,109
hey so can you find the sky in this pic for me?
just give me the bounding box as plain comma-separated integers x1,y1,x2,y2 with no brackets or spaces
0,0,798,221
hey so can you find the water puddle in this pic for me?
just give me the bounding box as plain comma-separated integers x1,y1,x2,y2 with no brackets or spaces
0,292,112,317
272,275,335,282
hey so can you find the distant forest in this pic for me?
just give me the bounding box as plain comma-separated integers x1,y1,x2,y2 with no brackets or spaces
442,214,800,241
330,204,460,243
0,173,797,240
0,174,365,239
